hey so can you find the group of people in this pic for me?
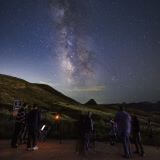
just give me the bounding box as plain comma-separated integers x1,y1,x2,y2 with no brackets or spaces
11,103,41,151
11,103,146,159
112,106,144,158
76,107,145,159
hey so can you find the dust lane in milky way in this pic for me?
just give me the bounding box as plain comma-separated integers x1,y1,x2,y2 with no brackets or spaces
50,0,96,87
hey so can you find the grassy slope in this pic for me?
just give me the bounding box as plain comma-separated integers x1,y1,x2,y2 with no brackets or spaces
0,74,160,145
0,74,112,119
0,74,78,106
0,74,160,122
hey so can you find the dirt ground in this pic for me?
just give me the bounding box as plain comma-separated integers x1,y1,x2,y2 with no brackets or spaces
0,140,160,160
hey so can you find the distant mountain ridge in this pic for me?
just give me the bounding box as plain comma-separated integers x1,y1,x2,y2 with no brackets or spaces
100,102,160,112
85,99,97,105
0,74,159,113
0,74,79,108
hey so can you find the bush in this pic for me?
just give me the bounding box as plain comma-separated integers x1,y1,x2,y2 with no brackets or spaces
0,110,14,139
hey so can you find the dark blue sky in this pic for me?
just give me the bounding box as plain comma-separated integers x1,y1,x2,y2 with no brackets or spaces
0,0,160,103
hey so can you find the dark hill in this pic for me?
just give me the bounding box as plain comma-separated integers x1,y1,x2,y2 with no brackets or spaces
0,74,78,109
85,99,97,105
0,74,111,120
35,83,78,104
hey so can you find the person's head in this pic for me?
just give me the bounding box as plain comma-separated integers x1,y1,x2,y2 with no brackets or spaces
33,104,38,110
119,105,124,112
110,119,114,124
88,111,92,118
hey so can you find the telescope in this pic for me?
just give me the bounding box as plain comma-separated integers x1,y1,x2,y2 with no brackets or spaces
39,124,51,141
41,125,46,131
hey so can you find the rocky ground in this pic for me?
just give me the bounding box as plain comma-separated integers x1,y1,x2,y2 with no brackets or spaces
0,140,160,160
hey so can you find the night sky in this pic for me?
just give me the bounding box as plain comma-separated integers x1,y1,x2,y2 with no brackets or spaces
0,0,160,103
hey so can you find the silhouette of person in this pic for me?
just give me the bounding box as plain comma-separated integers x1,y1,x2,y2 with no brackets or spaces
131,115,144,157
11,103,26,148
115,106,132,159
27,104,41,150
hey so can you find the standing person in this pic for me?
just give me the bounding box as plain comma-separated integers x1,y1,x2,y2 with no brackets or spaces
75,114,86,155
109,119,118,145
19,103,29,144
21,104,30,144
146,118,155,146
115,106,132,159
11,103,26,148
131,115,144,157
27,104,41,151
146,118,153,139
84,112,94,151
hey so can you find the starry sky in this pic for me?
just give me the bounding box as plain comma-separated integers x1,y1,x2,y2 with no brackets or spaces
0,0,160,103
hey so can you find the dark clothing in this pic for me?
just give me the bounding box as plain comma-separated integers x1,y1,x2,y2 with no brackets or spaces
27,128,37,148
132,132,144,154
84,116,93,133
75,115,86,154
19,125,28,144
132,117,144,154
146,121,153,138
11,108,26,147
27,109,40,148
115,111,132,157
76,116,86,141
121,132,132,157
11,122,24,147
115,111,131,135
84,115,94,151
27,109,40,130
16,108,25,124
109,122,118,145
132,117,140,133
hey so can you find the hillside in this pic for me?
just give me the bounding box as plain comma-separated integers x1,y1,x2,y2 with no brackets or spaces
0,74,160,146
0,74,78,109
0,74,112,118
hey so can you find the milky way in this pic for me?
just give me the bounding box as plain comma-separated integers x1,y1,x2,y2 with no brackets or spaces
50,0,95,87
1,0,160,103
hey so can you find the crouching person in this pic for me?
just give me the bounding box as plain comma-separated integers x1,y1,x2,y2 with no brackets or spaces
27,104,41,151
131,115,144,157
